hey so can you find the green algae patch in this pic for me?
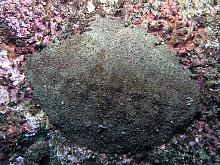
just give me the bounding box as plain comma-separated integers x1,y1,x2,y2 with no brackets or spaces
24,17,200,154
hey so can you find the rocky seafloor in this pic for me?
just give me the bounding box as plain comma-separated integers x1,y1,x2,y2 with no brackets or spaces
0,0,219,164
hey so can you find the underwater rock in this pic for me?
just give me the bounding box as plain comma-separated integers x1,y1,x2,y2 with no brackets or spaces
24,141,50,165
24,17,200,153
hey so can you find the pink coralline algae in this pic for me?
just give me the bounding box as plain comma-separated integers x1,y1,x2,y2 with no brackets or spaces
0,0,64,54
0,48,25,104
124,0,207,54
0,0,67,105
0,86,9,104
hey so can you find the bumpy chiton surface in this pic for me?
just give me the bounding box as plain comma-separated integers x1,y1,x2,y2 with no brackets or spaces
24,17,200,153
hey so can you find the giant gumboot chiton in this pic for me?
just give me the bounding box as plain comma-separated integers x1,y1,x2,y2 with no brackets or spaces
24,17,200,153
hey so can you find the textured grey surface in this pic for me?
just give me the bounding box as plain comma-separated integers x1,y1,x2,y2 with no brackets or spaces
24,17,200,153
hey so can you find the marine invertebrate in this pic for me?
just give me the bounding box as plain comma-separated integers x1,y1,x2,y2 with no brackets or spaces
24,17,200,154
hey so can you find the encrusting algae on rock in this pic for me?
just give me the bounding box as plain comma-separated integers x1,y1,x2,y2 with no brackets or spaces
24,17,201,154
